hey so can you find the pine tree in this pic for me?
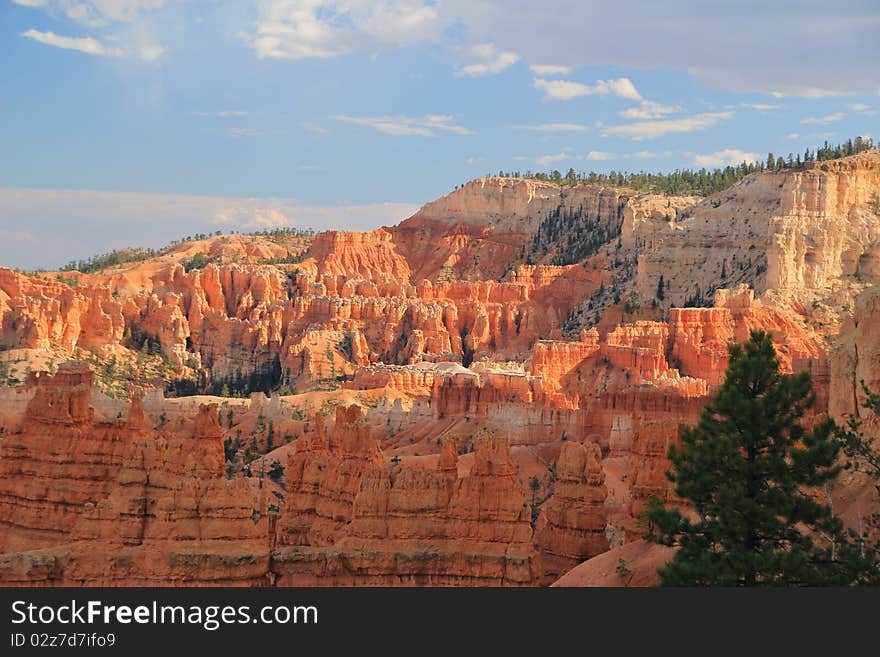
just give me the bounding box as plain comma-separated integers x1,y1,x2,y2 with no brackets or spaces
647,330,875,585
656,275,665,301
835,382,880,575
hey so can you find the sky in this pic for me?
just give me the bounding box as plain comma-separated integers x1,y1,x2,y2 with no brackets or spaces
0,0,878,270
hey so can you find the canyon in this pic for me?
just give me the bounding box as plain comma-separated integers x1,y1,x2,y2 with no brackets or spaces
1,150,879,586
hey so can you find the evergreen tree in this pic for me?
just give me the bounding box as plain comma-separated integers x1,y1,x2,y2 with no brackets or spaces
648,330,875,585
656,275,665,301
835,382,880,575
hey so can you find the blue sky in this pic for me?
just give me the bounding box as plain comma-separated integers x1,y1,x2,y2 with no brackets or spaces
0,0,878,269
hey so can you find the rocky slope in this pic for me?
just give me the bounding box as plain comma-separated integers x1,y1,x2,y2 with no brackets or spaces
0,150,878,586
637,151,880,309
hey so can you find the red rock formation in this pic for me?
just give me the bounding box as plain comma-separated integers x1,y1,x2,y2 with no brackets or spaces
669,307,734,385
277,405,384,547
536,441,608,583
1,156,873,587
529,329,600,389
273,430,540,586
602,321,671,382
0,363,133,552
0,269,125,353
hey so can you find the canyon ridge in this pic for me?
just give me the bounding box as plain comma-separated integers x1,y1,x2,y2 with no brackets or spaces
1,150,879,586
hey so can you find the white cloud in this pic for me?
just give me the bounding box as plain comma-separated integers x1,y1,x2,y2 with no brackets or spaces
740,103,782,111
630,150,657,159
586,150,615,161
140,44,166,61
216,207,292,230
442,3,878,96
0,186,419,270
692,149,759,168
850,103,869,112
786,133,799,139
523,123,588,132
533,76,641,101
619,100,680,119
335,114,473,137
601,111,733,140
457,42,519,77
12,0,166,28
20,28,123,56
532,78,591,101
252,0,444,60
535,152,572,166
800,112,845,125
529,64,571,76
771,87,848,99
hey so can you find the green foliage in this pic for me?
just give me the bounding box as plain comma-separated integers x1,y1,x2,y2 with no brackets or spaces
495,136,874,197
656,275,665,301
247,227,315,242
61,247,157,274
59,227,314,275
647,330,876,585
268,460,285,483
528,203,622,265
835,382,880,567
166,356,284,398
182,252,217,272
223,437,242,463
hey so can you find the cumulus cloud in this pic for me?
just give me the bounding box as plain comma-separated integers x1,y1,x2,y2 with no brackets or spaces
439,2,878,96
0,187,419,270
529,64,571,76
214,207,292,229
619,100,680,119
800,112,845,125
335,114,473,137
533,76,641,101
251,0,444,60
20,28,124,56
691,149,759,168
457,42,519,77
601,111,732,140
586,150,615,161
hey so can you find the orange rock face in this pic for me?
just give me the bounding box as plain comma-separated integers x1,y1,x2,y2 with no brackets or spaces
2,155,874,586
0,364,131,552
273,413,540,586
0,367,273,585
535,441,608,583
